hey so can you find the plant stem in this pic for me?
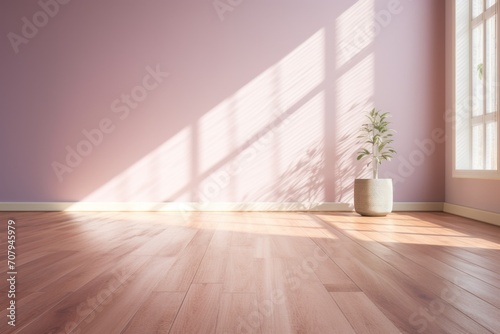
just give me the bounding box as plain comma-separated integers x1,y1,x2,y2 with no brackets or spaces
372,125,378,179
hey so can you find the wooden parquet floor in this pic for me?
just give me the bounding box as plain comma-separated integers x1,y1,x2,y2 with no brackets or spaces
0,211,499,333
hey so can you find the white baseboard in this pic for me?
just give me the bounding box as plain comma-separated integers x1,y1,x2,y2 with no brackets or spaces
0,202,349,212
0,201,443,212
3,201,497,227
443,203,500,226
393,202,444,211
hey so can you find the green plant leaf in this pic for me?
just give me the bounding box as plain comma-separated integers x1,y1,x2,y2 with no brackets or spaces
355,107,397,174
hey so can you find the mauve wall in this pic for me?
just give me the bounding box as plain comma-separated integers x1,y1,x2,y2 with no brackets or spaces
0,0,445,203
444,0,500,214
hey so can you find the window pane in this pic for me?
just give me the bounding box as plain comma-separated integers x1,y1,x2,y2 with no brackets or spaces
456,0,499,174
486,121,498,169
473,0,484,17
472,124,485,169
486,16,497,114
472,24,484,117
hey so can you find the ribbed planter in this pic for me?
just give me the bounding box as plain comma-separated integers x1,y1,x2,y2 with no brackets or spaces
354,179,393,216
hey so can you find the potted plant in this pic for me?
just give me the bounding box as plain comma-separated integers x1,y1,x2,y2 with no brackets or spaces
354,108,397,216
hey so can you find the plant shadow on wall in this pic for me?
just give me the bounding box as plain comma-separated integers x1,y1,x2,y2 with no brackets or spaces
335,133,359,204
245,143,325,209
333,101,374,204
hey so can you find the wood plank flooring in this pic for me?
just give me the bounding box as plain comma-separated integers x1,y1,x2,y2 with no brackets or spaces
0,211,499,333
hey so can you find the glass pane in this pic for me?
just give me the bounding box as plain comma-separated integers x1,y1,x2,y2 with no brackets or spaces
472,124,484,169
487,0,496,9
473,0,484,17
486,121,497,169
486,16,497,114
472,24,484,117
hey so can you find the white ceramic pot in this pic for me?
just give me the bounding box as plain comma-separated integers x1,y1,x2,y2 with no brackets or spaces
354,179,393,216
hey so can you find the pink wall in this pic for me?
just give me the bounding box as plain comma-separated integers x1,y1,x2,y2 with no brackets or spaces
0,0,445,204
444,0,500,214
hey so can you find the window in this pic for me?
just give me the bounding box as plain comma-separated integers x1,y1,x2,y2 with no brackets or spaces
455,0,499,178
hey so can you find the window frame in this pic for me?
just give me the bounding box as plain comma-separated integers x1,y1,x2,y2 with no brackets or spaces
453,0,500,179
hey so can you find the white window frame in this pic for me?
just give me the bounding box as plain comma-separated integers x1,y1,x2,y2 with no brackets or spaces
453,0,500,179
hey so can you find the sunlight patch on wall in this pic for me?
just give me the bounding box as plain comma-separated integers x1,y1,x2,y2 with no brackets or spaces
68,29,326,205
335,0,375,203
235,92,325,203
198,29,325,176
336,0,374,68
335,54,375,202
73,128,191,202
197,29,325,202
